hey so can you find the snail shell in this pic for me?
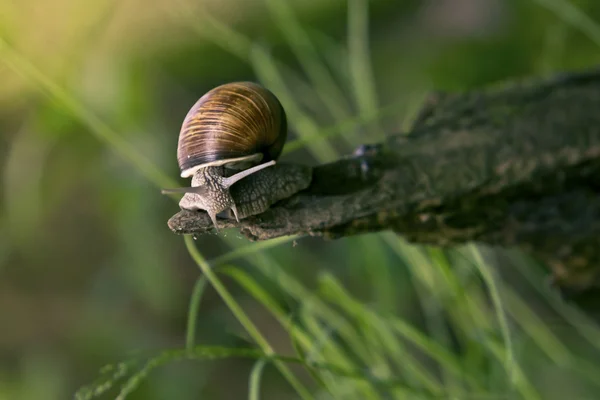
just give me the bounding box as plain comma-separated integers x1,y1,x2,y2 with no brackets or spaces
177,81,287,178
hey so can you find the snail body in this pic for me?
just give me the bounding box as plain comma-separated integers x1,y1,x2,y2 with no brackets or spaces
162,81,310,230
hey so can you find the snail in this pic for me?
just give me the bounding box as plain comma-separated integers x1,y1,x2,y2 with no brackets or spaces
161,81,312,230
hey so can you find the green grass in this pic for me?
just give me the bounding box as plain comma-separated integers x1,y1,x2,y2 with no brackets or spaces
3,0,600,399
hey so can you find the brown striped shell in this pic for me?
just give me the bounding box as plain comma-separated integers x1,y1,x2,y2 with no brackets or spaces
177,82,288,178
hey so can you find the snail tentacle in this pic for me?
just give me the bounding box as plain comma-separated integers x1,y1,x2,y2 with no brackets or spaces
160,186,208,196
222,160,276,188
230,203,240,223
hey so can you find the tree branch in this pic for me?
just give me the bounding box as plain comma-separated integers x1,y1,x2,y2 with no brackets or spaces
167,66,600,298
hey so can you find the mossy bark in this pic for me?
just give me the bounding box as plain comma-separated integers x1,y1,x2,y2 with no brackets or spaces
167,66,600,303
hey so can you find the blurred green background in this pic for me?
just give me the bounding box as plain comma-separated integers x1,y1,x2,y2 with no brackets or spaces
2,0,600,399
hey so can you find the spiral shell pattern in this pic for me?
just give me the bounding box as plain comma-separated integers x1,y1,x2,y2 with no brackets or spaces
177,81,287,178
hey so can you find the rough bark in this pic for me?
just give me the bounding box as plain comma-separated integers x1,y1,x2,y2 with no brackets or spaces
167,66,600,302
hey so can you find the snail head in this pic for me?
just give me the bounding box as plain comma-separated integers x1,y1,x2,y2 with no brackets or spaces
161,161,276,230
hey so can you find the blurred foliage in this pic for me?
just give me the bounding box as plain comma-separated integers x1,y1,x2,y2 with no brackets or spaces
2,0,600,399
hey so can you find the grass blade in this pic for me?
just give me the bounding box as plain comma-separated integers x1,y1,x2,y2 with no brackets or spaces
249,358,268,400
318,272,443,396
209,236,299,268
508,251,600,353
183,236,314,400
468,244,515,384
186,276,207,351
347,0,381,137
220,265,287,317
222,263,372,398
486,340,541,400
299,305,380,400
262,0,352,122
502,285,571,366
531,0,600,47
